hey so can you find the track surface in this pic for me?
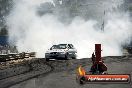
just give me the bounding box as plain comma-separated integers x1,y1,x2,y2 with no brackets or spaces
1,56,132,88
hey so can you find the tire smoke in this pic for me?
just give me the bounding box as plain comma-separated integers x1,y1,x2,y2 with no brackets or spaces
6,0,132,58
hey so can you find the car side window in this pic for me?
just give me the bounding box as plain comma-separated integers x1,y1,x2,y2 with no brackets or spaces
68,44,74,49
71,44,75,49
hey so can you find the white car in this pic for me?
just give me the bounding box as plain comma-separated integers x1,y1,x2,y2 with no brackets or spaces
45,44,77,61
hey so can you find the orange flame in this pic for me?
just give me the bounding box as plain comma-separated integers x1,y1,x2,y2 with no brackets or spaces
78,66,86,76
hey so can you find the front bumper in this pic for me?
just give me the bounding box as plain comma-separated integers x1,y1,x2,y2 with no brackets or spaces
45,53,66,59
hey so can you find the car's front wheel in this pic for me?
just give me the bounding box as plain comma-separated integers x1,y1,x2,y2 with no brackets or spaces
65,53,70,60
72,56,76,59
45,58,49,61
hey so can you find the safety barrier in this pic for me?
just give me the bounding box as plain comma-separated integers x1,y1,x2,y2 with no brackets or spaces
0,52,36,62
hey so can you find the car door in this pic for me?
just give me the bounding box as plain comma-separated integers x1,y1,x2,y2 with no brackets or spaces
67,44,77,56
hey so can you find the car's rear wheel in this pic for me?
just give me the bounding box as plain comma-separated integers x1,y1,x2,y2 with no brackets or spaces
72,53,77,59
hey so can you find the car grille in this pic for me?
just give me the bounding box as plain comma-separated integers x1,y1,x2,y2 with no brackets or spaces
50,52,58,54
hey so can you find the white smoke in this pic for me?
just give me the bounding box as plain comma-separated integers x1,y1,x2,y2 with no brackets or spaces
6,0,132,58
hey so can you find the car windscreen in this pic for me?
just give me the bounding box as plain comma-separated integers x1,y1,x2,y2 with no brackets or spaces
51,44,67,49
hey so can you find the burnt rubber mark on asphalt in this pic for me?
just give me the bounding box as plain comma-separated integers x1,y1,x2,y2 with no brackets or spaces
0,61,53,88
